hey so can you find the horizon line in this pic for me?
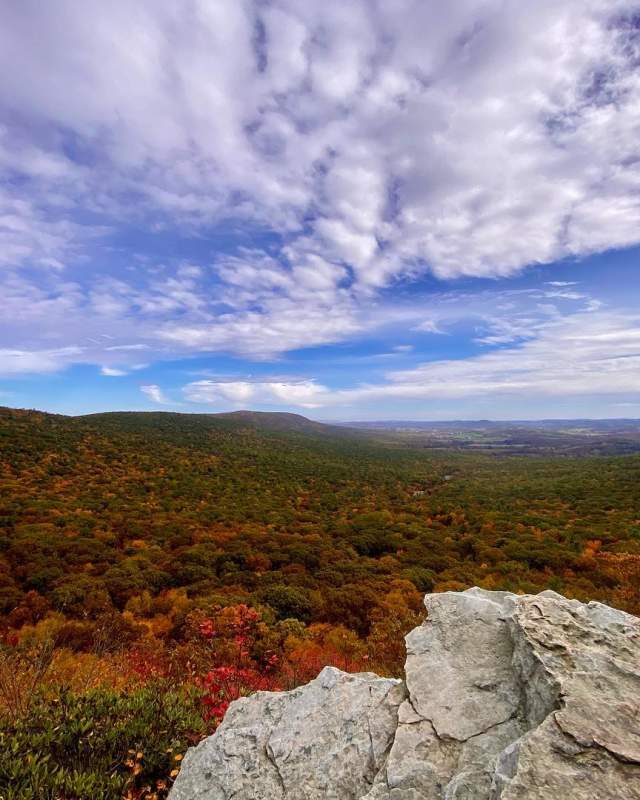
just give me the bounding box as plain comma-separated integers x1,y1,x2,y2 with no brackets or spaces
3,403,640,425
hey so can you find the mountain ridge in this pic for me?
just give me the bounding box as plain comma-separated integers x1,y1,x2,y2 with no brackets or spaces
3,405,640,430
2,405,640,455
0,405,354,438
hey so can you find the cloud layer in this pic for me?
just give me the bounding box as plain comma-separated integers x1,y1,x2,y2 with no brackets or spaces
1,1,639,414
178,299,640,411
184,379,327,409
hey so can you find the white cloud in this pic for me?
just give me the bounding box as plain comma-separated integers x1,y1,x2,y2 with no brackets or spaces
184,379,328,409
1,1,640,375
100,366,127,376
331,307,640,406
105,344,149,352
140,384,170,404
415,320,445,335
393,345,414,353
158,293,364,359
1,2,639,284
0,346,82,375
178,304,640,412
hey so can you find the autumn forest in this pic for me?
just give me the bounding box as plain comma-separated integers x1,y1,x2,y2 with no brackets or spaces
1,406,639,799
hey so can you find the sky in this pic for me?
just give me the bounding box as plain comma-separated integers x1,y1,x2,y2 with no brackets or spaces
1,0,639,420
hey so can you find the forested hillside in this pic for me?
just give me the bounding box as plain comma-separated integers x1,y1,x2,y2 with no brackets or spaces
1,406,639,798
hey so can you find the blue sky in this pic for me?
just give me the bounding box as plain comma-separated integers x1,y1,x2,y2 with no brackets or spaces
1,1,639,420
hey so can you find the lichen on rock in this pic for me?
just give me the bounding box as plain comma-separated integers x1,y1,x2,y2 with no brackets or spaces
170,588,640,800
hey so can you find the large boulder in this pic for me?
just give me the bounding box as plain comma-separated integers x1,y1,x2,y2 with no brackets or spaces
170,666,405,800
170,589,640,800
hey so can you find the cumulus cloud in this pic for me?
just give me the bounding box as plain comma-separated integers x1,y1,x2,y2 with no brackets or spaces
140,384,170,404
1,0,639,384
184,379,328,408
2,4,639,262
178,301,640,412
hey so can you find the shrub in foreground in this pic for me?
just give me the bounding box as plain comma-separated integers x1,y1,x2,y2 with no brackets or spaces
0,683,205,800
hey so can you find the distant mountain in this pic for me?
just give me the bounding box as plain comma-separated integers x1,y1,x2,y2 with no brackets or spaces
6,407,639,434
2,407,640,455
82,409,358,438
339,418,640,431
210,410,347,435
0,406,356,439
329,417,640,456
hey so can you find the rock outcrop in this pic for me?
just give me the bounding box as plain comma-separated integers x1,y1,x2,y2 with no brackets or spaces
170,588,640,800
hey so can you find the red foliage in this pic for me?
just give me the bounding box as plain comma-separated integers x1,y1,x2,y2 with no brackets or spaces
126,645,170,682
198,619,216,639
280,645,369,688
1,631,19,648
199,666,279,723
196,604,280,724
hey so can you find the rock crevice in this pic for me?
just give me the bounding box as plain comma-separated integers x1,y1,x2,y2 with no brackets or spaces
170,589,640,799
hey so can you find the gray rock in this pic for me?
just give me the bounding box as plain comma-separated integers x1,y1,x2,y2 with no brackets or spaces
170,589,640,800
169,666,405,800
